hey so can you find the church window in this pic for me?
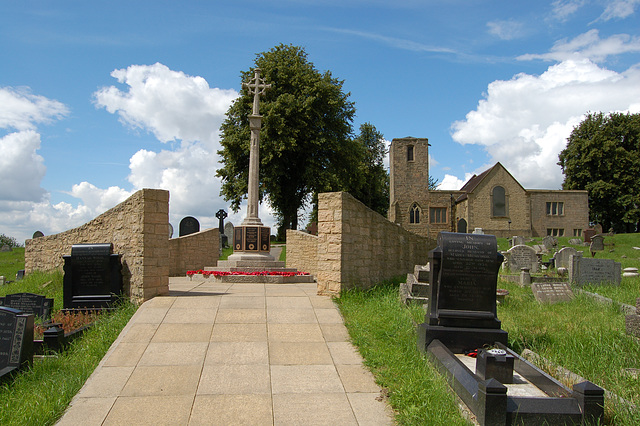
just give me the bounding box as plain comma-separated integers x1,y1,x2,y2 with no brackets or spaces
409,203,420,223
547,228,565,237
407,145,414,162
429,207,447,224
546,202,564,216
492,186,507,217
573,229,582,237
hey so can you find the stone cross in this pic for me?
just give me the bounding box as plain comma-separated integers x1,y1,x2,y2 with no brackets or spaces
215,209,227,234
240,68,272,226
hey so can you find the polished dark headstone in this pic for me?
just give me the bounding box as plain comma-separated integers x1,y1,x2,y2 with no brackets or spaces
0,293,53,320
63,243,122,309
179,216,200,237
418,232,507,353
0,307,34,379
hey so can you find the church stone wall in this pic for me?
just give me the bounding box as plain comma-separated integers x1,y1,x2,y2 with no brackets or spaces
529,190,589,237
25,188,170,303
316,192,434,296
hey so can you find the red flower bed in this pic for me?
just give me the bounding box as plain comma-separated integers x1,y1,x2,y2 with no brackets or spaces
187,270,309,277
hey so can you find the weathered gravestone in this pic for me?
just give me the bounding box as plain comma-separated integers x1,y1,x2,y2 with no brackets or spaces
626,298,640,338
0,245,11,252
569,255,621,286
0,293,53,320
510,236,525,247
224,222,234,240
554,247,582,270
168,223,174,239
62,243,123,309
504,244,538,273
32,230,44,239
589,235,605,256
623,267,639,277
216,209,228,247
568,238,583,246
0,307,34,379
179,216,200,237
417,232,507,353
531,282,574,304
542,235,557,250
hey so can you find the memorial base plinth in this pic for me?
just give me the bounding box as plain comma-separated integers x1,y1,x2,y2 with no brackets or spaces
417,323,508,354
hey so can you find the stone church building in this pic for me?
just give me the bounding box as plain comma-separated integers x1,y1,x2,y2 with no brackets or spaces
388,137,589,239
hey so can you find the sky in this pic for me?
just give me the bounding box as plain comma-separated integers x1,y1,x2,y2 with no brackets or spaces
1,1,640,243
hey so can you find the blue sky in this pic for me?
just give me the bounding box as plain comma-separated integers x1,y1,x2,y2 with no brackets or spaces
1,1,639,242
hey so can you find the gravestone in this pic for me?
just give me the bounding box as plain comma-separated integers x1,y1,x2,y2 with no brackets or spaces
623,267,639,277
626,299,640,338
179,216,200,237
555,247,582,270
583,229,596,243
16,270,24,281
569,238,583,246
505,245,538,273
168,223,174,238
0,293,53,320
32,231,44,239
216,209,228,247
510,236,525,247
417,232,507,353
62,243,123,309
569,255,621,286
0,307,34,378
472,228,484,234
531,282,574,304
542,235,557,250
0,245,11,252
224,222,234,239
589,235,605,255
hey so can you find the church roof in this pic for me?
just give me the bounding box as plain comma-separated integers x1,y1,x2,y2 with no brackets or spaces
455,162,520,203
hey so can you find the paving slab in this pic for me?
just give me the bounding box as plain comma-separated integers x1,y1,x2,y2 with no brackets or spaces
55,277,394,425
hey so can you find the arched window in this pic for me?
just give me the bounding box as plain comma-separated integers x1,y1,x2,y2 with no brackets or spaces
409,203,421,224
492,186,506,217
407,145,414,162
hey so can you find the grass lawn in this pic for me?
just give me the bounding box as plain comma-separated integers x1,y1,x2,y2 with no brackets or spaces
0,247,25,283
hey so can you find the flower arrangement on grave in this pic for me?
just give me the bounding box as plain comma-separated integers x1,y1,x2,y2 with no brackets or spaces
186,270,309,278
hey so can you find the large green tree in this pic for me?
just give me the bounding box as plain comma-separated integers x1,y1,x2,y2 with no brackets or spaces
348,123,389,216
217,44,358,235
558,111,640,232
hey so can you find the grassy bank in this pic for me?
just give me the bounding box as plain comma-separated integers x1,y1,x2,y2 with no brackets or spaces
0,252,137,425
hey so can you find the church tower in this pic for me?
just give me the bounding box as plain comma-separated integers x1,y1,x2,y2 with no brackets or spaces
388,137,430,236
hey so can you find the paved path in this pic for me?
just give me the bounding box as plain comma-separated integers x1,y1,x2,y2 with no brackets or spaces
56,277,394,425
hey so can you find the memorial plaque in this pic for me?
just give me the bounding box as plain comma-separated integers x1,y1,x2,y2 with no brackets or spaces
244,226,259,251
179,216,200,237
569,256,621,286
531,282,574,304
0,307,34,378
505,245,538,273
260,227,271,252
0,293,53,320
233,227,244,251
63,243,123,309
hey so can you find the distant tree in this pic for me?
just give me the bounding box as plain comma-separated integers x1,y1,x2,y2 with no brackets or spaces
428,175,440,190
217,44,358,237
348,123,389,216
0,233,21,248
558,111,640,232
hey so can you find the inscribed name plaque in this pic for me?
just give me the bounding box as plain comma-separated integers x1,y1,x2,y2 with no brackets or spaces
244,226,259,251
232,226,271,254
0,293,53,320
0,307,34,378
569,256,621,286
531,282,574,304
418,232,508,353
62,243,123,309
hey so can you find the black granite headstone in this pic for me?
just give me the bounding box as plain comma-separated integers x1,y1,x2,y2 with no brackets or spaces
32,230,44,239
418,232,508,353
62,243,123,309
0,293,53,320
179,216,200,237
0,306,34,379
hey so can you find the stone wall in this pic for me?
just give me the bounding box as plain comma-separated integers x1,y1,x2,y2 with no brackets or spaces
285,230,318,277
529,190,589,237
168,228,219,276
25,189,170,303
316,192,434,296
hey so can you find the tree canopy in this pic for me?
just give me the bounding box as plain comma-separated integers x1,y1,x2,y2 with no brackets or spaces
558,111,640,232
217,44,360,234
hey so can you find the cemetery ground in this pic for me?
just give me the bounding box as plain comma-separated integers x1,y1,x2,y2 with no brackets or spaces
0,235,639,424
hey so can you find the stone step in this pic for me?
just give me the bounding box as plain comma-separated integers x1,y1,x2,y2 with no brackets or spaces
189,274,315,284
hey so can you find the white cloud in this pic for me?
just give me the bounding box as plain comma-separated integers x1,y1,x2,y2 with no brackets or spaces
518,30,640,63
550,0,587,22
0,87,69,132
599,0,640,21
487,20,525,41
437,173,473,190
450,58,640,189
0,131,47,202
94,63,238,144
